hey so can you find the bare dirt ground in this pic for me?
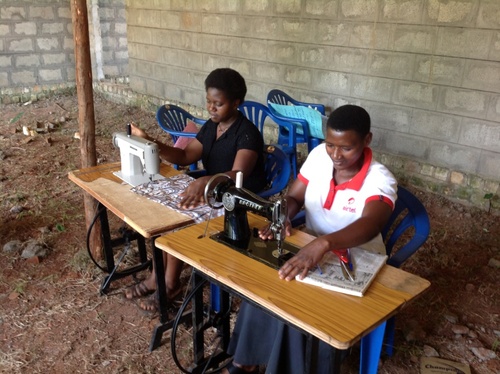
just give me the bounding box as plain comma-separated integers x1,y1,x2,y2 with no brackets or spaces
0,92,498,374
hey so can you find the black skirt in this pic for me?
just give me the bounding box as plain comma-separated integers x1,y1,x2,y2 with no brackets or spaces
228,302,344,374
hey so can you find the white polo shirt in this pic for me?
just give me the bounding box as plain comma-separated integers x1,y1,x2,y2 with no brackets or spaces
298,144,397,254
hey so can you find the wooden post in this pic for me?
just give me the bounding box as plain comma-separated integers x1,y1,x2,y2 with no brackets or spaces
71,0,103,260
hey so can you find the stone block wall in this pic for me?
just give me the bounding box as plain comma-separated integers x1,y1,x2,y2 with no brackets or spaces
0,0,498,211
0,0,128,101
125,0,500,211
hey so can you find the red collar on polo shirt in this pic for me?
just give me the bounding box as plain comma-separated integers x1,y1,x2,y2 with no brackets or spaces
323,147,372,209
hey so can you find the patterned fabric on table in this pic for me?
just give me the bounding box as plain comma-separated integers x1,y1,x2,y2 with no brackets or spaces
131,174,223,224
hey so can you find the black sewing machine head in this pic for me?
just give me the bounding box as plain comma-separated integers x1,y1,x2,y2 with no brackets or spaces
204,173,298,269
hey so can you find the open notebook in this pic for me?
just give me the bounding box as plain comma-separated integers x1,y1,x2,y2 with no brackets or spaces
296,247,387,297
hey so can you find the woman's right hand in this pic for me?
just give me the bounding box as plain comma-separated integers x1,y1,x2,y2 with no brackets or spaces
130,123,149,140
278,237,328,281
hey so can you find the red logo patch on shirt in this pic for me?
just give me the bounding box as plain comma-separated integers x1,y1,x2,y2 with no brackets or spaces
343,197,356,213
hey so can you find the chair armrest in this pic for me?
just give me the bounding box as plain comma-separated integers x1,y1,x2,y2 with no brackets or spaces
167,130,198,139
187,169,207,179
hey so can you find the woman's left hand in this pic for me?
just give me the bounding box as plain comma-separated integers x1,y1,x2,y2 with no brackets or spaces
258,219,292,240
178,178,207,209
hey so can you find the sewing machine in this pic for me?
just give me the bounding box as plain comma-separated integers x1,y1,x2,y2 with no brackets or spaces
206,172,299,269
112,127,164,186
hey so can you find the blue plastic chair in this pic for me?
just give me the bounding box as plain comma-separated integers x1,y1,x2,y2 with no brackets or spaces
156,104,206,171
267,89,326,153
239,101,303,178
259,145,291,198
189,144,291,199
267,89,326,115
291,185,430,360
238,101,270,134
380,185,430,357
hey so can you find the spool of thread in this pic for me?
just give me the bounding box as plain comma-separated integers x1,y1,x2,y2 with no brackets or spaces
236,171,243,188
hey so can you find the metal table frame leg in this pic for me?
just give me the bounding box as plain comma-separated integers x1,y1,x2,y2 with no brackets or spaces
95,202,151,294
149,241,171,351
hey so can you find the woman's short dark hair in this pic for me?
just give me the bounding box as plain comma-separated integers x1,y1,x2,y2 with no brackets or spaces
204,68,247,103
326,104,371,138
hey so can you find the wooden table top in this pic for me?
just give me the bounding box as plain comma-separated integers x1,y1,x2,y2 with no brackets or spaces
68,162,194,238
155,213,430,350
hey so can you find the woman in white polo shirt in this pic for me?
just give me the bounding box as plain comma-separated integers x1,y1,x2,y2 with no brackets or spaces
222,105,397,374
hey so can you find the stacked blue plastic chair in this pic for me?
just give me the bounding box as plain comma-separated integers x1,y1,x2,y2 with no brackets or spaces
156,104,206,171
267,89,326,115
267,89,326,153
239,100,302,178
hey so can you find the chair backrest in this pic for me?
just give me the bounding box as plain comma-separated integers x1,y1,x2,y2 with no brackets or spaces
187,145,291,198
156,104,205,143
156,104,206,171
382,186,431,268
258,145,291,198
267,89,326,115
266,92,323,155
290,186,430,268
238,100,271,134
238,101,301,177
266,103,314,155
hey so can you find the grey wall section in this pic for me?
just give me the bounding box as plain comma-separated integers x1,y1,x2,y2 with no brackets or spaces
0,0,498,210
0,0,128,97
126,0,500,211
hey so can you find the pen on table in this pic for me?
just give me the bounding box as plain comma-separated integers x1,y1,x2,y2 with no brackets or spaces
347,248,353,271
316,264,323,274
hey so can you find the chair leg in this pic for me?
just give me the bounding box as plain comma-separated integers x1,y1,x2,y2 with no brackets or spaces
360,320,386,374
210,283,221,312
290,152,298,178
308,137,322,152
384,316,396,357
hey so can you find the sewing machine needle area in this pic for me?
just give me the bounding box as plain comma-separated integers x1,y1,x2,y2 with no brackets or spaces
210,228,299,270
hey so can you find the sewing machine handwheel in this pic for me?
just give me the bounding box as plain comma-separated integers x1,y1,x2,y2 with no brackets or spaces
204,173,230,209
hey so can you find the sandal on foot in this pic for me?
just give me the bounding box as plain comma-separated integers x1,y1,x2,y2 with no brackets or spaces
224,361,259,374
138,293,158,313
124,281,155,300
137,288,182,313
167,287,184,307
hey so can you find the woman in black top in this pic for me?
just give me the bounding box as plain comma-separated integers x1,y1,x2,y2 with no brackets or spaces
125,68,266,311
196,110,266,193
